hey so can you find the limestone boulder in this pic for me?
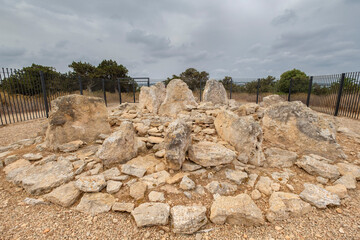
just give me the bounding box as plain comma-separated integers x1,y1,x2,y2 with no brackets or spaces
75,193,115,215
262,101,345,160
188,141,236,167
210,194,264,225
202,79,228,105
296,155,340,180
214,110,265,166
164,119,191,170
44,181,81,207
131,202,170,227
171,205,207,234
96,121,146,166
264,147,298,168
138,82,166,114
299,183,341,209
45,94,110,150
260,95,285,107
266,192,311,222
158,79,198,117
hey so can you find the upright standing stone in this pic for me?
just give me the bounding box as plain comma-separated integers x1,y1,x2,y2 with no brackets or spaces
139,82,166,114
45,94,111,150
164,119,191,170
202,79,228,105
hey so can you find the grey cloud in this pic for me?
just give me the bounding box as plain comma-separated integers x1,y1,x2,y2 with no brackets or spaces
0,46,26,57
126,29,171,51
271,9,297,26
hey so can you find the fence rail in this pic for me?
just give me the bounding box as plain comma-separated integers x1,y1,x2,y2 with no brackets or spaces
1,68,359,126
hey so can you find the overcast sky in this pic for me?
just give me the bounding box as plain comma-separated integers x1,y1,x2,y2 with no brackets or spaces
1,0,359,80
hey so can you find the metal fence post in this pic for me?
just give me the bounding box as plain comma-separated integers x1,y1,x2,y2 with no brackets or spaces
306,76,313,107
230,78,233,99
334,73,345,116
102,79,107,106
78,76,83,95
147,78,150,87
199,78,202,102
288,78,293,102
132,79,136,103
39,71,49,118
256,78,260,104
117,79,122,104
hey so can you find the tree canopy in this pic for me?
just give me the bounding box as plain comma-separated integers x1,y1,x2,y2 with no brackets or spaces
164,68,209,90
278,69,309,93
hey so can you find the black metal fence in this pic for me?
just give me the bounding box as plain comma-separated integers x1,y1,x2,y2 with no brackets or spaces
0,68,150,126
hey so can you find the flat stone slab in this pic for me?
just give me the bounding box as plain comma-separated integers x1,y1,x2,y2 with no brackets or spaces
131,202,170,227
299,183,341,209
44,181,81,207
75,175,106,192
171,205,207,234
75,193,115,215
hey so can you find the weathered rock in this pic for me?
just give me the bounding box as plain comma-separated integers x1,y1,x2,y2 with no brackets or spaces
112,202,135,212
264,147,298,168
334,175,357,189
166,172,188,184
171,205,207,234
206,181,237,195
44,181,81,207
96,121,145,166
296,155,340,180
148,191,165,202
106,180,123,194
266,192,311,222
262,100,344,159
164,119,191,170
182,161,202,172
45,95,110,149
210,194,264,225
260,95,285,107
75,193,115,215
234,103,260,117
24,197,48,205
121,155,161,177
225,169,248,185
3,159,31,175
336,162,360,180
130,181,147,200
4,155,19,166
147,136,164,144
102,167,121,180
75,175,106,192
188,141,236,167
255,176,273,196
247,173,258,188
155,149,166,158
179,176,196,190
141,170,170,189
158,79,198,117
13,160,74,195
23,153,43,161
58,140,84,153
121,164,146,178
139,82,166,114
131,203,170,227
251,189,262,200
325,184,348,199
214,110,265,166
202,79,228,105
299,183,341,208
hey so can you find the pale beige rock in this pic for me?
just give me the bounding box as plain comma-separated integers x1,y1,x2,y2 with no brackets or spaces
166,172,188,184
102,167,121,180
179,176,196,190
264,147,298,168
3,159,31,175
214,110,265,166
251,189,262,200
202,79,228,105
106,180,122,194
260,95,285,107
296,155,340,180
75,175,107,192
148,191,165,202
75,193,115,215
299,183,341,209
58,140,84,153
45,95,110,149
225,169,248,185
164,119,191,170
112,202,134,212
141,170,170,189
234,103,260,116
206,181,237,195
139,82,166,114
188,141,236,167
256,176,274,196
96,121,145,166
336,162,360,180
325,184,348,199
131,202,170,227
130,181,147,200
44,181,81,207
155,149,165,158
171,205,207,234
147,136,164,144
334,175,357,189
158,79,198,117
23,153,43,161
210,194,264,225
266,192,311,222
262,101,344,160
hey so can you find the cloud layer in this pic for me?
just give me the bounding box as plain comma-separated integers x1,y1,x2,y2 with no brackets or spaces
1,0,359,79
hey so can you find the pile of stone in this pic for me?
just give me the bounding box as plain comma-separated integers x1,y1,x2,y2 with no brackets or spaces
1,79,359,235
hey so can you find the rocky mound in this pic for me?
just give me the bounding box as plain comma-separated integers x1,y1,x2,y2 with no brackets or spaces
1,80,359,236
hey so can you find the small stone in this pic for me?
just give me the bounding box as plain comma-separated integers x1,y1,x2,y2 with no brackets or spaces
112,202,135,212
225,169,248,185
131,202,170,227
316,176,329,184
334,174,357,189
75,193,115,215
102,167,121,180
155,149,166,158
184,191,192,199
23,153,43,161
182,161,202,172
121,164,146,178
206,181,237,195
148,136,164,144
171,205,207,234
325,184,348,199
75,175,107,192
130,181,147,200
44,181,81,207
106,180,123,194
58,140,83,153
179,176,196,190
299,183,340,208
24,197,48,205
166,172,187,184
247,173,258,188
275,226,283,231
251,189,262,200
148,191,165,202
256,176,273,196
339,227,345,234
4,155,19,165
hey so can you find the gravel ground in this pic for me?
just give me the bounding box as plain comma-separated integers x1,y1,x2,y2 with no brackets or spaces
1,112,360,239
